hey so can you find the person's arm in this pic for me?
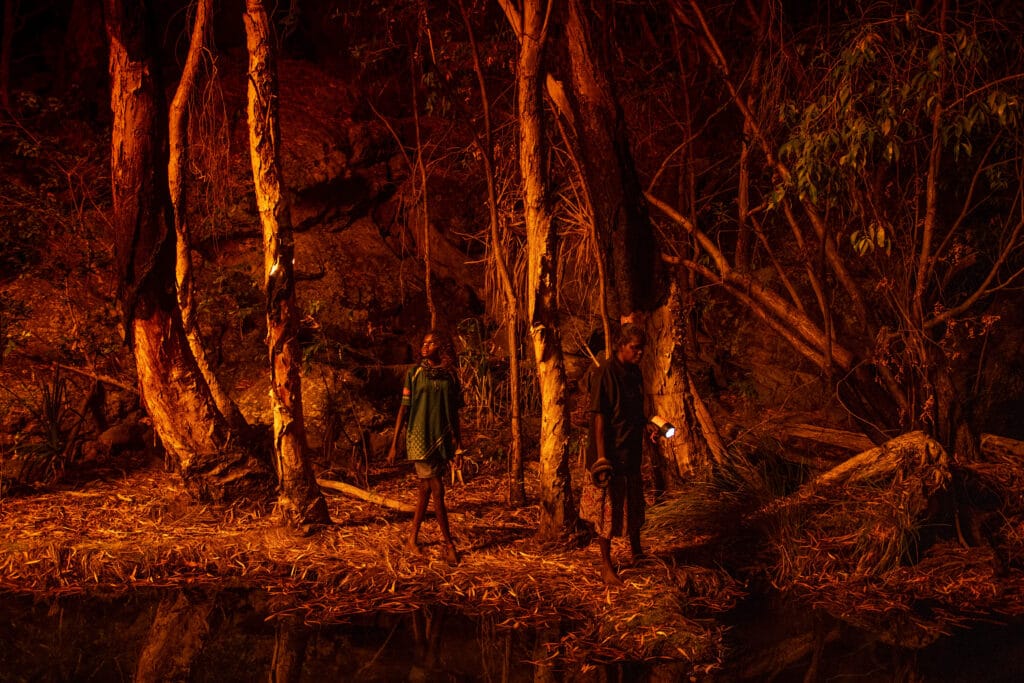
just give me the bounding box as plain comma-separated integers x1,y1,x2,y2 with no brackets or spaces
386,404,408,465
452,377,464,468
592,411,608,465
590,365,612,469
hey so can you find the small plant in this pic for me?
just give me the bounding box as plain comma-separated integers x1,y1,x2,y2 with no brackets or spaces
456,317,506,429
9,367,83,483
318,377,372,486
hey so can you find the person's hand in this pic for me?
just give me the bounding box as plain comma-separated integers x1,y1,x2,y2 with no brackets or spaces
386,444,397,466
646,423,659,443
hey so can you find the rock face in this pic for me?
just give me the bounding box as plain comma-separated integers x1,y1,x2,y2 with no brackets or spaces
176,57,489,461
200,57,485,348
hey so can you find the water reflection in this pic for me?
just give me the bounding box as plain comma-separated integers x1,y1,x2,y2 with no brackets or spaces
2,589,1024,681
0,589,655,682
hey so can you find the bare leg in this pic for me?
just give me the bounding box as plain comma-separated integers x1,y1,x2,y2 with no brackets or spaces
407,478,431,554
429,477,459,564
597,537,623,586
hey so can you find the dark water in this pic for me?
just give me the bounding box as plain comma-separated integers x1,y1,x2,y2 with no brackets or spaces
0,589,651,682
2,589,1024,682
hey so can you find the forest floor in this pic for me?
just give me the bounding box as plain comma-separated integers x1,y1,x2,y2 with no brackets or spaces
7,427,1024,677
0,438,737,673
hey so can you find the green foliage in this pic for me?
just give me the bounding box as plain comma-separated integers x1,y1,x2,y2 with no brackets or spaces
850,221,891,256
774,7,1023,260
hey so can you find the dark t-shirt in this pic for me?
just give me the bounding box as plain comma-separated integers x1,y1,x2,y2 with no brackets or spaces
588,356,645,473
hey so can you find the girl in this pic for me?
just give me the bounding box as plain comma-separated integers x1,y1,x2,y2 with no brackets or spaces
387,329,464,564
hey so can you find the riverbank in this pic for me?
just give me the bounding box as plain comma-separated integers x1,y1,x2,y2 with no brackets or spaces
7,437,1024,678
0,455,734,673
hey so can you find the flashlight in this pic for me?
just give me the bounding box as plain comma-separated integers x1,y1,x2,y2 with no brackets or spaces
650,415,676,439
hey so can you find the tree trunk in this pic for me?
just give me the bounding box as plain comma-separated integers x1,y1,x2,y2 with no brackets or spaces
564,0,659,319
168,0,248,433
244,0,329,529
646,279,726,488
517,0,576,538
106,0,271,502
459,0,526,506
409,67,437,330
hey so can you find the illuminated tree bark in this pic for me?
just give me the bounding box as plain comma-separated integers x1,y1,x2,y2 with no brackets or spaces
244,0,330,528
646,279,727,487
168,0,248,432
513,0,576,538
105,0,271,501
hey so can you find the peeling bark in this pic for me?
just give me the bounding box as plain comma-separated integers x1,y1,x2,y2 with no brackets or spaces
106,0,270,502
244,0,329,528
516,0,576,538
168,0,248,433
646,279,726,486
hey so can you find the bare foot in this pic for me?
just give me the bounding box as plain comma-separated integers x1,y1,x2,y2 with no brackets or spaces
405,540,425,555
630,552,651,565
443,542,460,565
600,564,625,586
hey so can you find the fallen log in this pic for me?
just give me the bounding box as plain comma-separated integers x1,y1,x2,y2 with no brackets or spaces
317,478,415,514
813,430,950,488
757,431,950,517
980,433,1024,460
782,423,1024,463
782,423,875,452
316,478,485,525
752,432,952,579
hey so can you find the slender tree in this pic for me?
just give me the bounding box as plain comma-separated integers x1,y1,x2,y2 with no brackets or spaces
244,0,330,528
168,0,248,432
105,0,271,501
409,45,438,330
508,0,576,537
458,0,527,506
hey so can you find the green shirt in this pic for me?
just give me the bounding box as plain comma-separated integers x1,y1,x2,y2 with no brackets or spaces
402,364,463,462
